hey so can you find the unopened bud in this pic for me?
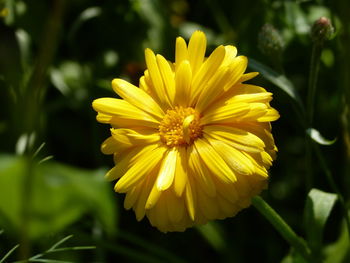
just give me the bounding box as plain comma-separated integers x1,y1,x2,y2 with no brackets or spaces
258,24,284,58
311,17,334,44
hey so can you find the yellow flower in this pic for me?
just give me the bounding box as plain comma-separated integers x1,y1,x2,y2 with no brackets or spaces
92,31,279,232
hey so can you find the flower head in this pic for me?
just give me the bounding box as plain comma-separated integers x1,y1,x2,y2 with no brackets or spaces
258,23,284,57
311,17,334,45
92,31,279,232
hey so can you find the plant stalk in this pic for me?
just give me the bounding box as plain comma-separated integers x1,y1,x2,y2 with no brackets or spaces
252,196,314,262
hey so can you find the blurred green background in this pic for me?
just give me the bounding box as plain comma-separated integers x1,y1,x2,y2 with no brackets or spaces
1,0,349,262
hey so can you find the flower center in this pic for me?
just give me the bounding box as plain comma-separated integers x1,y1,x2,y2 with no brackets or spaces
159,106,202,147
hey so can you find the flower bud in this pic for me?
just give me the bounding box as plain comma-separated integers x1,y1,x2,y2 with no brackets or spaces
311,17,334,44
258,23,284,58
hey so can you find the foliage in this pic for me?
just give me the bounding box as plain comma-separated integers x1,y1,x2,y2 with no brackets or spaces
1,0,350,262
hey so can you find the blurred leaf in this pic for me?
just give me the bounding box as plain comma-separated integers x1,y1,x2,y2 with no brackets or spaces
284,1,309,35
281,250,308,263
50,61,91,101
307,6,331,24
0,155,117,240
68,7,102,42
3,0,15,25
321,49,334,68
304,188,337,253
132,0,166,51
15,29,31,69
196,222,226,253
248,58,303,108
323,221,350,263
0,155,25,229
103,50,119,68
179,22,219,46
306,128,337,145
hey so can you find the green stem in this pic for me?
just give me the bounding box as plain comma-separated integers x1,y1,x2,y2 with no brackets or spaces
307,44,322,125
18,0,66,259
312,142,350,242
252,196,314,262
305,134,313,189
305,43,322,192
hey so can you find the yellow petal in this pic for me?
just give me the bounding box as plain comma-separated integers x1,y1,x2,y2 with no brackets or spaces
96,112,112,124
175,60,192,106
110,128,160,146
145,48,171,108
175,36,188,71
207,138,255,175
156,54,176,105
188,30,207,75
139,75,152,95
257,108,280,122
166,191,185,223
188,145,216,197
195,66,231,113
233,102,279,122
197,190,219,220
152,198,169,231
242,152,269,178
221,45,238,66
228,92,273,104
134,173,154,221
195,55,248,112
145,180,162,210
156,148,177,191
190,45,226,105
173,146,188,196
105,146,146,181
214,179,239,204
222,56,248,92
194,138,236,183
124,185,140,210
185,175,197,221
101,136,122,155
114,146,166,193
92,98,159,128
200,102,250,125
112,78,164,120
235,175,252,199
203,125,265,153
239,72,259,82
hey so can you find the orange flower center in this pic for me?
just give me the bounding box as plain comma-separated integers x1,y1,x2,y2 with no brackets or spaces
159,106,202,147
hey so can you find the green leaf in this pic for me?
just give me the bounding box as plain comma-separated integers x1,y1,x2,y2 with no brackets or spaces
30,161,118,239
304,188,337,253
68,7,102,42
306,128,337,146
323,221,350,263
0,155,117,240
248,58,303,108
281,250,308,263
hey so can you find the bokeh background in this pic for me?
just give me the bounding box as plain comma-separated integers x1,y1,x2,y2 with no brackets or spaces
0,0,349,262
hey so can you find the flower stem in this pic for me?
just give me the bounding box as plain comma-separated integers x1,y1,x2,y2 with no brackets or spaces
312,142,350,242
252,196,314,262
305,43,322,191
307,44,322,125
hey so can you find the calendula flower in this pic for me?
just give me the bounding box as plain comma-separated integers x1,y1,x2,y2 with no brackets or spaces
92,31,279,232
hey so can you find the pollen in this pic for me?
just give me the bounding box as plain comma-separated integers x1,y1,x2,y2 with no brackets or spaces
159,106,202,147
